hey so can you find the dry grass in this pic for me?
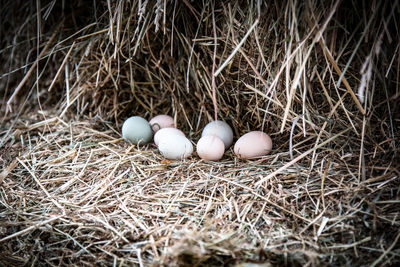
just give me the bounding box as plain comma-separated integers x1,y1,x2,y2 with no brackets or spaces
1,0,399,266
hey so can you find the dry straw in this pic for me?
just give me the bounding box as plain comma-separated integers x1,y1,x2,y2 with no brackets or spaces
1,0,399,266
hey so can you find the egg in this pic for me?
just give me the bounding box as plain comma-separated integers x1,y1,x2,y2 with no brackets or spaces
201,120,233,149
196,135,225,161
122,116,152,144
234,131,272,159
158,134,193,160
149,114,175,132
154,127,185,146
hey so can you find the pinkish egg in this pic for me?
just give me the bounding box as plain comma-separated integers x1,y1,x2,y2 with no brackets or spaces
196,135,225,161
149,115,175,132
234,131,272,159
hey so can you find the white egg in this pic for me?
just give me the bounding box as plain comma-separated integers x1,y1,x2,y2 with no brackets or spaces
158,134,193,160
149,114,175,132
201,120,233,149
196,135,225,161
234,131,272,159
154,127,185,146
122,116,152,144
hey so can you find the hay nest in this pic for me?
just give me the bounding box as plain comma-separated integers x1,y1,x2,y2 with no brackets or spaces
1,0,399,266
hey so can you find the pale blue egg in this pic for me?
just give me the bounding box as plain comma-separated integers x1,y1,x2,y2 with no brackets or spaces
201,120,233,149
122,116,152,144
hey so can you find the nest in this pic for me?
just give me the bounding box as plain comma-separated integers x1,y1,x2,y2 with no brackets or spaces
1,0,399,266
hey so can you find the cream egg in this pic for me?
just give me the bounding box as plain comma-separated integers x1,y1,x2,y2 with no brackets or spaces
149,114,175,132
201,120,233,149
158,134,193,160
122,116,152,144
154,127,185,146
196,135,225,161
234,131,272,159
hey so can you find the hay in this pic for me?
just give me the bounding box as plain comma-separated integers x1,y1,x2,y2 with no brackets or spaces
1,0,399,266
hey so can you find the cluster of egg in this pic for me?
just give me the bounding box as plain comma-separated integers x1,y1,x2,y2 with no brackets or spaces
122,115,272,160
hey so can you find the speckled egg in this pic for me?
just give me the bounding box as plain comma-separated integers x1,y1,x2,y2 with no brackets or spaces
158,134,193,160
201,120,233,149
154,127,185,146
122,116,152,144
234,131,272,159
196,135,225,161
149,114,175,132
